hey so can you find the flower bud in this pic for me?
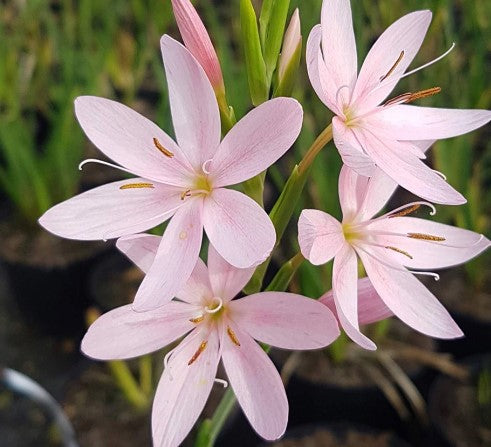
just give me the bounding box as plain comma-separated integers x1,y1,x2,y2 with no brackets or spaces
276,8,301,96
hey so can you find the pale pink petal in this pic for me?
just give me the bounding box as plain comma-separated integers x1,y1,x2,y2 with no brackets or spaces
171,0,224,89
321,0,357,106
306,25,341,113
320,277,393,326
356,128,466,205
332,117,377,177
74,96,193,185
298,209,345,265
229,292,339,349
133,200,203,311
333,244,377,350
372,105,491,140
368,217,490,270
210,98,303,188
207,244,254,302
81,302,195,360
338,164,369,221
160,35,220,169
39,179,184,241
152,327,220,447
351,11,432,111
203,188,275,268
358,249,463,339
221,321,288,440
176,258,213,305
116,234,161,273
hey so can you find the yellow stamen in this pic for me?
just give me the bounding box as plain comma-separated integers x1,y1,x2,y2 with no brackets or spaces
389,204,421,218
180,189,192,200
188,341,208,365
407,233,446,242
405,87,441,103
153,137,174,158
386,246,413,259
227,326,240,347
119,182,154,190
380,50,405,82
189,316,204,324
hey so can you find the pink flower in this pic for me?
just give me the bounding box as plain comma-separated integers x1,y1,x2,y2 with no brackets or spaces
298,165,490,350
39,35,303,311
171,0,224,92
307,0,491,205
82,237,340,446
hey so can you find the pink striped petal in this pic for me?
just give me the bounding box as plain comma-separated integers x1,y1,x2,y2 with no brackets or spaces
176,258,213,306
152,328,220,447
39,179,183,241
207,244,254,302
74,96,193,185
221,321,288,440
211,98,303,188
133,200,203,311
116,234,160,273
372,105,491,141
333,245,377,350
229,292,339,349
321,0,357,106
338,164,369,221
332,117,377,177
351,11,432,111
203,188,275,268
306,25,341,114
358,249,463,339
368,217,490,270
160,35,220,169
320,277,393,326
298,209,345,265
356,128,466,205
81,302,195,360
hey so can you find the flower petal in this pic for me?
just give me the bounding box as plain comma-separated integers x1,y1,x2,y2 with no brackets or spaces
356,128,466,205
372,105,491,140
351,10,432,111
81,302,195,360
338,164,369,221
152,327,220,447
176,258,213,306
306,25,341,113
116,234,161,273
39,179,183,241
332,117,377,177
321,0,357,106
320,277,393,326
358,248,463,339
229,292,339,349
298,209,345,265
211,98,303,188
203,188,275,268
161,35,221,169
207,244,254,302
74,96,193,185
221,321,288,440
368,217,490,270
333,244,377,350
133,200,203,311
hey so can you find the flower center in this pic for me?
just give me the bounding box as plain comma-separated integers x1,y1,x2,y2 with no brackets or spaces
342,222,360,242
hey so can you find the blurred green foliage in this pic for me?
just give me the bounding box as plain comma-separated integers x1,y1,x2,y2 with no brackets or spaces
0,0,488,287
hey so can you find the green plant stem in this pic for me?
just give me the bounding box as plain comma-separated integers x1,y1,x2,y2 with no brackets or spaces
194,252,304,447
245,123,333,293
139,355,153,396
108,360,149,410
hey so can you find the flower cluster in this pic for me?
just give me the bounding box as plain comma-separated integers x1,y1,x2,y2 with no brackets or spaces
38,0,489,445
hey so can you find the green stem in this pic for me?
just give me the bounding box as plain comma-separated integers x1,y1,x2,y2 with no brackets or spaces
108,360,149,410
139,355,153,396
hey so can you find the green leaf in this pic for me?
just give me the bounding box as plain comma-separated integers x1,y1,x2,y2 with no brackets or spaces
259,0,275,48
240,0,268,106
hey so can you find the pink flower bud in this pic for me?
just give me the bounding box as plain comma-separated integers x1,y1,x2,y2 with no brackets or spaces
171,0,224,92
278,8,301,82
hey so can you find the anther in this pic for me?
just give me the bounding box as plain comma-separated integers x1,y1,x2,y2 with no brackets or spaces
180,189,192,200
380,50,405,82
188,341,208,366
153,137,174,158
405,87,441,103
227,326,241,347
189,315,204,324
389,204,421,218
385,246,413,259
407,233,446,242
120,182,154,190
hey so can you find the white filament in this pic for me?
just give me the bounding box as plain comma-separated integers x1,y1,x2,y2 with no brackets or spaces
214,378,229,388
399,43,456,80
205,297,223,314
